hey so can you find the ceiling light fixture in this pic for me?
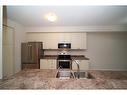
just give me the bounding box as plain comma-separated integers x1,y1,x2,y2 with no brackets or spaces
45,13,57,22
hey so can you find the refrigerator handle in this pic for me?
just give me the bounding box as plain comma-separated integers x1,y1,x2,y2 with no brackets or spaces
28,44,32,61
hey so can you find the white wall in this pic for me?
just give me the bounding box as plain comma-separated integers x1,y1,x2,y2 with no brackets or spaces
5,19,26,73
0,6,2,79
86,32,127,71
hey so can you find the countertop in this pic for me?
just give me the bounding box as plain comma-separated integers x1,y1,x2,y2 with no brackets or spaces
41,55,57,59
1,69,127,89
41,55,89,60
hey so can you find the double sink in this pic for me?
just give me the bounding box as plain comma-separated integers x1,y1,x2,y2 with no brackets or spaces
56,56,92,79
56,69,94,79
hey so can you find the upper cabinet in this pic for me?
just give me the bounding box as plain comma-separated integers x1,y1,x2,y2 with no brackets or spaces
71,33,86,49
26,32,87,49
43,33,58,49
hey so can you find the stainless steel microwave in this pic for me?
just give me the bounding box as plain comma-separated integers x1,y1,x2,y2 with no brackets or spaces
58,43,71,49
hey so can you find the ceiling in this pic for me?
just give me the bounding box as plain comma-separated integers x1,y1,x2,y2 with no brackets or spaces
6,6,127,27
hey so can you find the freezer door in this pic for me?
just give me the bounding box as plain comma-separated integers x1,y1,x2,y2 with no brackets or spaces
21,43,29,63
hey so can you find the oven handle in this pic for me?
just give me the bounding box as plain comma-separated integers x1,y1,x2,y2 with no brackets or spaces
57,60,72,62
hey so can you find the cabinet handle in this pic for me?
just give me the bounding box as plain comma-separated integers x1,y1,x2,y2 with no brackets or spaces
30,45,32,60
27,45,30,60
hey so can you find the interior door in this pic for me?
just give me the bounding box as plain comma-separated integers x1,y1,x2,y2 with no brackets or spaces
3,25,14,78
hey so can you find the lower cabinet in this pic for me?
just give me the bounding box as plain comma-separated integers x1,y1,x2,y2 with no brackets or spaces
40,59,56,69
40,59,89,70
72,60,89,70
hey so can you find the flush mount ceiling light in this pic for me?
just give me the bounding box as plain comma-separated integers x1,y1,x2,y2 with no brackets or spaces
45,13,57,22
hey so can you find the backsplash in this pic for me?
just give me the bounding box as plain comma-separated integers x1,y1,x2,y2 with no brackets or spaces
44,50,86,55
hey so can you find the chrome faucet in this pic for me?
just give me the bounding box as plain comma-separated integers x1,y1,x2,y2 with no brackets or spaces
72,59,80,79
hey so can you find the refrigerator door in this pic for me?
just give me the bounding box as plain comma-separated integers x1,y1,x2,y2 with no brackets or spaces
21,42,43,69
21,43,29,63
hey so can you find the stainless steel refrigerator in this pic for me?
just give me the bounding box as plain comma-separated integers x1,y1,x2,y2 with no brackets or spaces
21,42,43,69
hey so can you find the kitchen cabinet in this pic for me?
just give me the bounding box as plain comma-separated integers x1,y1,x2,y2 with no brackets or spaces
43,33,58,49
72,60,89,70
40,59,57,69
58,33,71,43
58,33,86,49
27,32,87,49
44,33,72,49
71,33,86,49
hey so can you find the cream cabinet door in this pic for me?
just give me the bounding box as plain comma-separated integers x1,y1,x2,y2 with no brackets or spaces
80,60,89,70
50,59,57,69
81,33,87,49
40,59,49,69
72,60,89,70
40,59,56,69
43,33,58,49
71,33,86,49
63,33,71,43
58,33,71,43
71,33,81,49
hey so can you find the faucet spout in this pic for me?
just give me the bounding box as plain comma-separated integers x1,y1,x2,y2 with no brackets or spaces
72,59,80,79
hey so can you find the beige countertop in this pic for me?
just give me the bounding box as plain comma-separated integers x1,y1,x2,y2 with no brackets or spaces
1,69,127,89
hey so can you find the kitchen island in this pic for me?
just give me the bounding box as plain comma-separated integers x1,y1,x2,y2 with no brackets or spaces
0,69,127,89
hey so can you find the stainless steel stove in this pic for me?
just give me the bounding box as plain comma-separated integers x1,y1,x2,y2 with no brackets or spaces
57,43,72,69
57,55,72,69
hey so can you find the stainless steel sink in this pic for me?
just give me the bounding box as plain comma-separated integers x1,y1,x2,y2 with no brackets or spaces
74,71,94,79
56,69,75,79
56,69,94,79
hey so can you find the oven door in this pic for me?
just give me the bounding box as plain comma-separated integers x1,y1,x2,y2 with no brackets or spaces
57,60,72,69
